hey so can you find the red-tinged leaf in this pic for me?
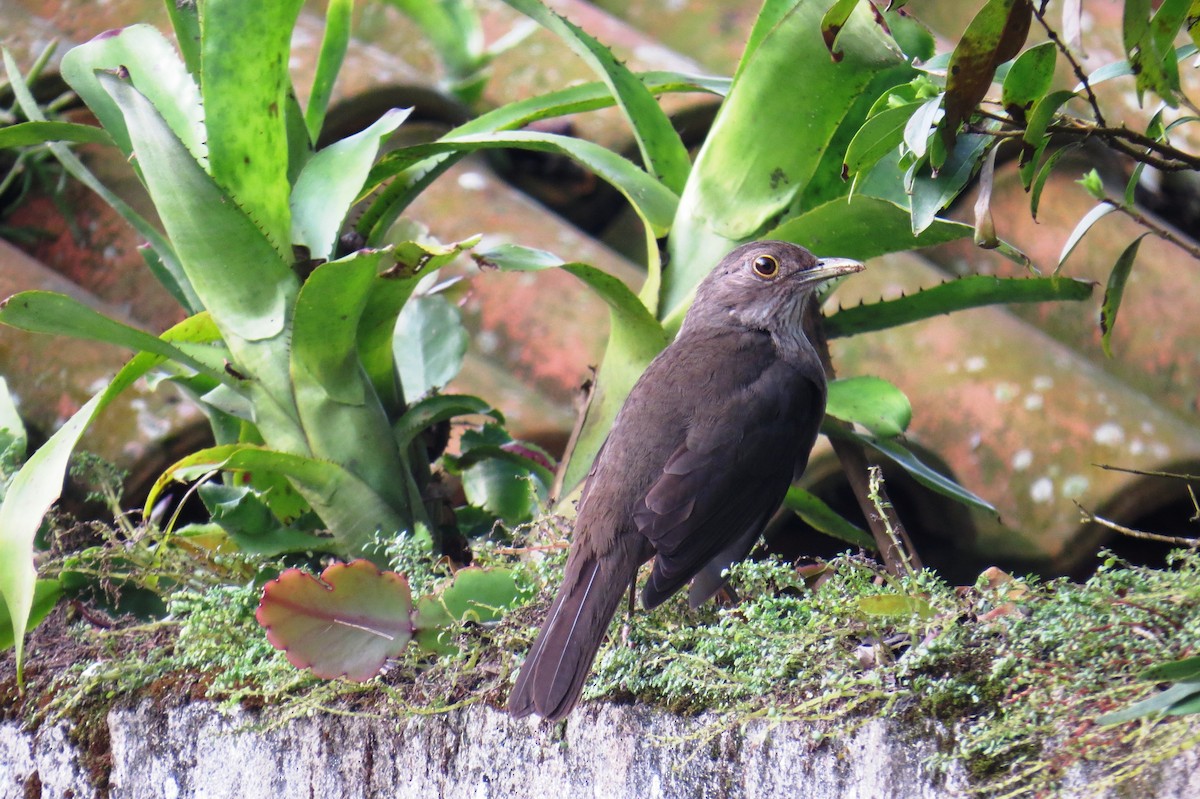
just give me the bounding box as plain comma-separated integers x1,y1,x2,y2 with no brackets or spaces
821,0,863,61
940,0,1032,147
1100,234,1147,358
256,559,415,681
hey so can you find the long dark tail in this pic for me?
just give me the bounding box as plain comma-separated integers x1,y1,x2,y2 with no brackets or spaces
508,542,641,721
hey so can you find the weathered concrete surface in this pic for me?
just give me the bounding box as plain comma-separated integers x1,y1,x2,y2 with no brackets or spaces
0,720,93,799
2,702,1198,799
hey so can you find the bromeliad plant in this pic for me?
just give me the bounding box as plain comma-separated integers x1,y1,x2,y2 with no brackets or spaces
0,1,546,682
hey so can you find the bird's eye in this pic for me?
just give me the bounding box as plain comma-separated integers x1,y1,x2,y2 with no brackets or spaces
751,254,779,279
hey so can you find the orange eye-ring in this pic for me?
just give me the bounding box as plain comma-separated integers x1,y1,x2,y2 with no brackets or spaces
751,254,779,279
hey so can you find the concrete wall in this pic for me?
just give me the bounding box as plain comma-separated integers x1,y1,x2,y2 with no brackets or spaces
2,702,1198,799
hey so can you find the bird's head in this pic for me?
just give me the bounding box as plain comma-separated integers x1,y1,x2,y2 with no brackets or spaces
687,240,864,335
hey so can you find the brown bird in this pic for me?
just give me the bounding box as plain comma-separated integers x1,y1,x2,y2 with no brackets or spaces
508,240,864,721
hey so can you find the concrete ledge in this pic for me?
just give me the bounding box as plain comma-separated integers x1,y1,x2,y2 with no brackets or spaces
3,702,1199,798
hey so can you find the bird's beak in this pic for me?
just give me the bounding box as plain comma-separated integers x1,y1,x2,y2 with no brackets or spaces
801,257,865,286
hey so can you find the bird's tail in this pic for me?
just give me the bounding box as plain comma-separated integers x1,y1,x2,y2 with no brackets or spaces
508,542,641,721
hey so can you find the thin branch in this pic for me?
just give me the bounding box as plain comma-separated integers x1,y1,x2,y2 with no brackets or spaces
1102,198,1200,262
1031,1,1106,127
1075,501,1200,548
970,106,1200,172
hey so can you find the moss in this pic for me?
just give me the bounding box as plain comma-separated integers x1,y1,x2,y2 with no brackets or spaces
5,527,1199,798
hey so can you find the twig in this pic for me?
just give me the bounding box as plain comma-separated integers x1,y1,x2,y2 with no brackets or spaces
1075,501,1200,547
1101,198,1200,262
1031,1,1106,127
867,466,918,577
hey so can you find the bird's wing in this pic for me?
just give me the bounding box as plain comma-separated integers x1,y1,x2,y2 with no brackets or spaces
635,358,824,609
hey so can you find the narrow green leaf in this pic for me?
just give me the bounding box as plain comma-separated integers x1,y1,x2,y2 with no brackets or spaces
4,49,199,313
828,427,997,513
164,0,202,75
1124,0,1152,54
1100,234,1147,358
501,0,691,195
903,94,943,158
826,376,912,437
0,393,100,684
1058,203,1116,270
0,579,63,651
0,376,26,469
201,0,304,256
783,487,875,550
355,71,724,243
824,275,1094,338
1142,655,1200,683
0,291,230,382
291,109,409,261
306,0,354,142
1124,161,1147,208
1100,680,1200,725
0,121,114,148
1079,44,1197,90
368,132,677,238
100,73,299,345
147,444,409,559
1029,143,1081,219
1023,89,1077,148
